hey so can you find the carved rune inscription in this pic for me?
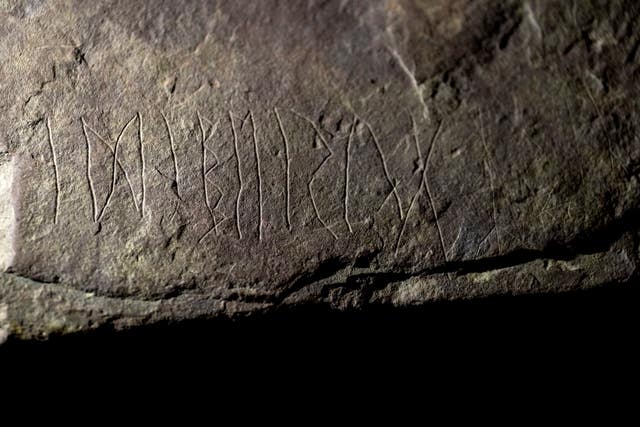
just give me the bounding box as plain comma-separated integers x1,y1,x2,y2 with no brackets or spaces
31,107,457,257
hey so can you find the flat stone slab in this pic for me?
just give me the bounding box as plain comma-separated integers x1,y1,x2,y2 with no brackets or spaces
1,0,639,340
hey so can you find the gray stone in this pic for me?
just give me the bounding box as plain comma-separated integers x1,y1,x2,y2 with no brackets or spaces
1,0,639,341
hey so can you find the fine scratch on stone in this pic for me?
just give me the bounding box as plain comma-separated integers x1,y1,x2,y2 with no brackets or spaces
45,117,60,225
229,111,244,240
363,120,404,221
447,224,464,259
205,176,226,239
478,111,502,255
274,107,292,232
581,78,628,175
475,225,496,258
376,177,404,217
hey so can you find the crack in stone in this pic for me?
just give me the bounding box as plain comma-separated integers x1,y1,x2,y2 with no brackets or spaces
5,202,640,308
275,207,640,304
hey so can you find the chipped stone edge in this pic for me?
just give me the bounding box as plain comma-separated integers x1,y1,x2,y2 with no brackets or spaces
0,271,271,341
0,155,16,273
0,303,8,345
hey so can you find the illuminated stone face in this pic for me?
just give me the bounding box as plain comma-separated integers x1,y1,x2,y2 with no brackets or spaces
1,0,639,340
0,157,16,273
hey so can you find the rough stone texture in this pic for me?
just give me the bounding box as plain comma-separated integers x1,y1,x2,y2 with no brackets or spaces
1,0,639,341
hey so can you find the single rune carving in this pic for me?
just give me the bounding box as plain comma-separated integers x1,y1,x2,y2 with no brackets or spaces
45,117,61,225
101,115,138,222
250,111,264,242
138,112,146,218
160,111,181,201
292,110,338,240
274,107,292,232
197,111,223,244
80,117,98,222
395,119,448,261
229,111,244,240
80,114,142,222
344,115,357,234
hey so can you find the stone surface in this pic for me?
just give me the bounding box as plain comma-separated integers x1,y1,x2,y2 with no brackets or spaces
0,0,639,341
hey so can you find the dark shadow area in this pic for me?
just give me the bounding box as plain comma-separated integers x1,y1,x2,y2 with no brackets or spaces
2,282,638,368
